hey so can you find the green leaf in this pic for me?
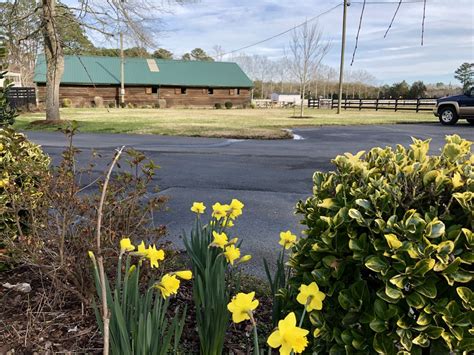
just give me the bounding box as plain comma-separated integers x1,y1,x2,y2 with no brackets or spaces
456,286,472,304
458,337,474,352
397,329,413,351
390,275,406,289
424,220,445,239
412,333,430,347
355,198,372,211
373,333,396,354
370,318,387,333
415,278,437,299
412,258,435,276
437,240,454,255
385,233,403,249
365,256,389,273
407,292,426,309
385,284,403,300
318,198,338,210
424,326,443,340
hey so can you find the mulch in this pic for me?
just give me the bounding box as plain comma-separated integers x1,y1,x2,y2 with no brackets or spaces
0,264,273,354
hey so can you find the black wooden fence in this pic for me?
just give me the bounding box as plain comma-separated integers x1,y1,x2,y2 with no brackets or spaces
6,87,36,109
308,98,436,112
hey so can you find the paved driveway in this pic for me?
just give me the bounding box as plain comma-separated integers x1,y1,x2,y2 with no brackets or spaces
25,123,473,276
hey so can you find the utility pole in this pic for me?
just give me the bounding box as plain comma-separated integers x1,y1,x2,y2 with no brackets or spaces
120,31,125,106
337,0,349,114
119,0,125,106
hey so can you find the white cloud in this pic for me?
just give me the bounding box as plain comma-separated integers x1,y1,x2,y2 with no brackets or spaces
86,0,474,84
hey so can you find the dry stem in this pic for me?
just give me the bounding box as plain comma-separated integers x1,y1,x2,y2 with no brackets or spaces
96,146,125,355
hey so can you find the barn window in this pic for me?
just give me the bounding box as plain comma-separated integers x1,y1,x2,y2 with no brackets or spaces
229,89,234,95
237,89,241,95
181,87,187,95
208,88,214,95
145,87,152,94
152,87,158,94
174,88,180,95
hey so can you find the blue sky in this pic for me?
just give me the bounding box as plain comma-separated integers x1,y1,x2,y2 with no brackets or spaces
146,0,473,85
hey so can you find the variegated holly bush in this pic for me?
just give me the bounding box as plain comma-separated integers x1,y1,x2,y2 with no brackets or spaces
0,128,50,244
286,135,473,354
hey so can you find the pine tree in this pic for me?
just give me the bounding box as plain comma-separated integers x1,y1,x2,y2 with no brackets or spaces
454,62,474,91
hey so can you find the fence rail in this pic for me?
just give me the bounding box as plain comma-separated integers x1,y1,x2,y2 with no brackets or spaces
6,87,36,109
308,98,436,112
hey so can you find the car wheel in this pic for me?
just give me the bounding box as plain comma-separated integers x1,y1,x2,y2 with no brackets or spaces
467,118,474,125
438,107,458,125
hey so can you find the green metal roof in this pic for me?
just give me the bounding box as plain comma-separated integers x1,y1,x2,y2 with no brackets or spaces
34,55,253,88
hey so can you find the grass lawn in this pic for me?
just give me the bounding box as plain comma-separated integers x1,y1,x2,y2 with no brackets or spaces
14,107,436,139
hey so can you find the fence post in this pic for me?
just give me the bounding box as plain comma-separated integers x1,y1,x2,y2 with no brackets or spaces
344,98,347,110
359,98,362,111
416,98,420,113
395,99,398,112
375,98,379,111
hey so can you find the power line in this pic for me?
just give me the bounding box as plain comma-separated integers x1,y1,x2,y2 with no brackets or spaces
351,0,366,66
220,3,342,58
384,0,403,38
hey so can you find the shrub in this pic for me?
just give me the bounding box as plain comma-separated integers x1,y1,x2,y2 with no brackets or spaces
3,123,167,299
250,102,256,109
214,103,222,109
108,102,116,108
285,135,473,354
225,101,233,109
0,71,18,126
0,127,50,262
61,98,72,108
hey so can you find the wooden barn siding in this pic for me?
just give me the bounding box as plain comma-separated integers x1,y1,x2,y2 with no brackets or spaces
37,85,251,107
159,87,251,107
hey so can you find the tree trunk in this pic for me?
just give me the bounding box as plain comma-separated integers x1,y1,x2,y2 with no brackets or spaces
300,82,305,117
42,0,64,121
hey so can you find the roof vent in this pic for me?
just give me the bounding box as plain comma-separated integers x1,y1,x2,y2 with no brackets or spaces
147,59,159,72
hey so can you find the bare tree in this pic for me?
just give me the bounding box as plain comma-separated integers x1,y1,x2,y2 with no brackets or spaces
286,21,329,117
212,45,225,61
4,0,187,121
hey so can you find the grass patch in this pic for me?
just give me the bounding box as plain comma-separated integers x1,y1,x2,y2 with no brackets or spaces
15,108,436,139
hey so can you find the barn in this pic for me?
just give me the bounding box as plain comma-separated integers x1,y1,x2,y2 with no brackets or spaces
33,55,254,108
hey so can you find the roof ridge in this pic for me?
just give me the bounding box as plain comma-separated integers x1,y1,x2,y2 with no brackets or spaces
61,54,235,65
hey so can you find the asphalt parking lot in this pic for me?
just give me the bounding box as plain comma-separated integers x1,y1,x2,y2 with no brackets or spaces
26,123,473,276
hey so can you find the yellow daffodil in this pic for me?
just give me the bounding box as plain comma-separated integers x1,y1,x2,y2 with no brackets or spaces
224,245,241,265
146,245,165,268
267,312,309,355
156,274,180,299
0,143,3,152
128,265,136,275
212,231,228,249
296,282,326,311
136,241,147,256
120,238,135,253
279,231,297,249
191,202,206,214
228,237,239,245
223,217,234,227
238,254,252,264
212,202,230,220
227,291,259,323
229,199,244,219
174,270,193,280
313,328,322,338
